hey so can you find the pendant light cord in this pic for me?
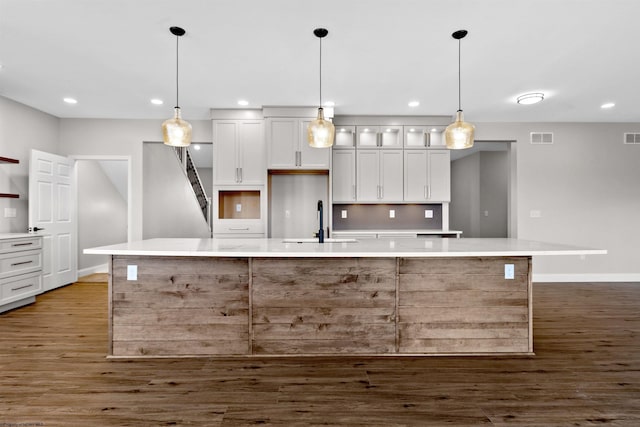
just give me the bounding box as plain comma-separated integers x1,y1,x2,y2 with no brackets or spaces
319,36,323,107
457,37,461,112
175,35,180,108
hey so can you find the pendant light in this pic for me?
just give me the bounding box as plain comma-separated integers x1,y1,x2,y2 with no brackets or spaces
444,30,475,150
307,28,335,148
162,26,192,147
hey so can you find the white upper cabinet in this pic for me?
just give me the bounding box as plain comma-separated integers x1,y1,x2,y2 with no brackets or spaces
267,118,331,169
403,149,450,202
356,126,403,149
332,149,356,202
333,125,356,149
213,120,265,185
357,149,403,202
404,126,446,149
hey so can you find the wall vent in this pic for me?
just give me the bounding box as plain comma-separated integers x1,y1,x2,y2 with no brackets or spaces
624,133,640,144
530,132,554,144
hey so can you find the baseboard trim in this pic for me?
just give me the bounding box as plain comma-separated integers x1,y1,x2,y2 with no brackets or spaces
78,264,109,278
534,273,640,283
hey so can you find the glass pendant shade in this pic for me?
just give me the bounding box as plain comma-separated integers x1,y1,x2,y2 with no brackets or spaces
444,110,475,149
162,107,192,147
308,107,335,148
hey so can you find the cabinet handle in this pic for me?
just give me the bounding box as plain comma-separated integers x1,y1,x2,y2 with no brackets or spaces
424,185,428,199
381,185,384,199
427,185,431,199
377,133,381,147
352,184,356,200
425,132,431,147
11,260,33,267
12,242,33,247
11,283,34,292
229,227,250,231
239,168,243,182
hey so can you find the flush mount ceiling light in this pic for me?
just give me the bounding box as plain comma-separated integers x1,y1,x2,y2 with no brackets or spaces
162,26,192,147
307,28,335,148
444,30,475,150
517,92,545,105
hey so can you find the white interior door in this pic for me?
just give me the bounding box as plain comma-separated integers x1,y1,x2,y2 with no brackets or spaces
29,149,77,291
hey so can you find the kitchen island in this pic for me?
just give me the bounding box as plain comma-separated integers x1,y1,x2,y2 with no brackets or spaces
85,238,605,358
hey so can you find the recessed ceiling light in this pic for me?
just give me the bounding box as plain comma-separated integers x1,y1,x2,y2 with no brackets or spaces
324,101,335,107
408,101,420,107
516,93,544,105
193,144,201,150
601,102,615,109
63,97,77,104
150,99,163,105
237,100,249,106
431,128,438,132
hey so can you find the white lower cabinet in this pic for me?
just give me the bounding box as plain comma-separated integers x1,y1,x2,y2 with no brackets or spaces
0,236,43,313
403,149,451,202
356,150,403,202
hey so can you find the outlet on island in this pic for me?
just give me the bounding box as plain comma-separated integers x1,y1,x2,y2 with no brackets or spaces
389,209,395,219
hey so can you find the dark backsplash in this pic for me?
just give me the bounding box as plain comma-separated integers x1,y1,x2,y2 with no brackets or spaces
332,204,443,230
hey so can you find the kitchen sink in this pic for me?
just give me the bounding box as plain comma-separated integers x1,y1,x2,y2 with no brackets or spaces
281,238,358,243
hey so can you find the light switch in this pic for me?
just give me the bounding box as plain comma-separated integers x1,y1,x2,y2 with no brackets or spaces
127,265,138,281
341,210,348,219
389,209,395,218
424,209,433,219
504,264,515,280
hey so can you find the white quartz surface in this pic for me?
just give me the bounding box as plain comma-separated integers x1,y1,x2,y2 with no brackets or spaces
0,233,39,240
334,230,463,236
84,238,606,258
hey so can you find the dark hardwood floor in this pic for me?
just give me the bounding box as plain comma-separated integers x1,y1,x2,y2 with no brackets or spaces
1,276,638,426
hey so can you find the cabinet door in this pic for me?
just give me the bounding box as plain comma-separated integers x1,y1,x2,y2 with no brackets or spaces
379,126,403,148
356,126,379,148
267,118,298,169
356,150,379,201
428,150,451,201
299,120,331,169
332,150,356,202
213,121,240,185
403,150,428,201
238,120,265,184
379,150,403,201
334,126,356,149
404,126,430,149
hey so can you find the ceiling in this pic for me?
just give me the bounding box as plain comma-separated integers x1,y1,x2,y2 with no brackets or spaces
1,0,638,122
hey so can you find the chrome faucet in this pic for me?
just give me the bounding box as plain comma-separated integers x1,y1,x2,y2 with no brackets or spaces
316,200,324,243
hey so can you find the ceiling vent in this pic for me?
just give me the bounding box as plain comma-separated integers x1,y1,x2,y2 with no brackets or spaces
530,132,554,144
624,133,640,144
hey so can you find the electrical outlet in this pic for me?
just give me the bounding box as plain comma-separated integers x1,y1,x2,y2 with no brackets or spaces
127,265,138,281
484,210,489,217
530,210,542,218
389,209,395,218
341,210,348,219
4,208,17,218
424,210,433,219
236,204,242,212
504,264,515,280
285,210,291,218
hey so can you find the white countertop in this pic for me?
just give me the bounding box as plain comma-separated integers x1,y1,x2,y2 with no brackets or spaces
0,233,39,240
333,229,463,235
84,238,606,258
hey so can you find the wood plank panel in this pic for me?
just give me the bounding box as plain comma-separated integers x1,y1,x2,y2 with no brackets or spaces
111,256,249,356
398,256,531,354
252,257,396,355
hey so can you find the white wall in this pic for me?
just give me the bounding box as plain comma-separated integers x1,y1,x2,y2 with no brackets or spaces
58,118,212,240
0,96,59,233
476,122,640,281
76,160,127,272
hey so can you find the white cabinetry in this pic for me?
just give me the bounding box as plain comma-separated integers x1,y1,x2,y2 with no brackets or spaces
332,150,356,202
357,150,403,202
404,149,451,202
267,118,330,169
356,126,403,149
404,127,445,148
213,120,265,185
1,235,43,313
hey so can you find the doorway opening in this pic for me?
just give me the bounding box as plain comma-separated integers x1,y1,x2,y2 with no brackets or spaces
449,141,516,238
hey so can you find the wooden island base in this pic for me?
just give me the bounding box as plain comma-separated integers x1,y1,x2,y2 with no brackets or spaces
110,255,532,357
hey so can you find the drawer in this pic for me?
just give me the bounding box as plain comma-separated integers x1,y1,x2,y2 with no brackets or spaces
1,271,42,304
0,250,42,279
213,221,264,234
0,237,42,254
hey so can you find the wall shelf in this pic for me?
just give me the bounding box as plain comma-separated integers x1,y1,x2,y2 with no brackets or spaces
1,156,20,198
